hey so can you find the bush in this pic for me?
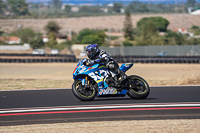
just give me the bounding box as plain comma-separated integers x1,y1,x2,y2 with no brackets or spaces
58,40,74,50
123,40,133,46
164,30,186,45
81,35,102,45
137,17,169,32
76,29,106,45
10,28,37,43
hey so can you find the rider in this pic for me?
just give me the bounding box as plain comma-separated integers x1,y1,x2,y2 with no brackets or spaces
84,44,127,86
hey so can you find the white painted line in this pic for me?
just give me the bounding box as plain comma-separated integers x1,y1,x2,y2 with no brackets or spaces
1,102,200,114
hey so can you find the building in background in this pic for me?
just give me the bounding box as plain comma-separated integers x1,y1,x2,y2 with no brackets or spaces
190,9,200,15
0,36,21,44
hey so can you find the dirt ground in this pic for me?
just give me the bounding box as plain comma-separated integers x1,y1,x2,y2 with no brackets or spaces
0,63,200,132
1,119,200,133
0,63,199,90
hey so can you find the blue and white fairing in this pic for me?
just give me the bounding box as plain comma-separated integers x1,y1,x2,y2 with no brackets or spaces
73,59,133,96
119,63,133,72
73,59,107,81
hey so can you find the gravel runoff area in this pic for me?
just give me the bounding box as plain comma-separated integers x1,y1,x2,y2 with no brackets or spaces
0,63,200,132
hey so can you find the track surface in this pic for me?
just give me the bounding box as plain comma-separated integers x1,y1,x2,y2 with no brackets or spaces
0,86,200,126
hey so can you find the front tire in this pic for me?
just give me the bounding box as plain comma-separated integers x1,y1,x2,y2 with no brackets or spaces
127,75,150,99
72,79,97,101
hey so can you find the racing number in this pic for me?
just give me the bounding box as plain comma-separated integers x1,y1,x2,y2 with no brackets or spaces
88,70,108,81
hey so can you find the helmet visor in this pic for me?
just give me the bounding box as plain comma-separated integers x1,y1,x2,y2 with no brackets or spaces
86,47,96,56
86,50,92,55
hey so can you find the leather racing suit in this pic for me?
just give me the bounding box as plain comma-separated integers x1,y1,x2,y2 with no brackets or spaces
84,49,127,86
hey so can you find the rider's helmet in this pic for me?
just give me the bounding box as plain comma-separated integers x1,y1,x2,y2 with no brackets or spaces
86,44,99,58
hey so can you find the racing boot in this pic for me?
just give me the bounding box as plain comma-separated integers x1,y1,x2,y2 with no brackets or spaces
117,69,127,84
113,75,120,87
113,69,127,88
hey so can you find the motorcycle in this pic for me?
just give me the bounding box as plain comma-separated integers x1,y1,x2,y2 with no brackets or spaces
72,59,150,101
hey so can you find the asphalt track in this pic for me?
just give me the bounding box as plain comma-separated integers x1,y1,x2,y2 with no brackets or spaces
0,86,200,126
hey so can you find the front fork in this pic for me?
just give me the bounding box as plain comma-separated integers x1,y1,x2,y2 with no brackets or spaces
82,76,90,88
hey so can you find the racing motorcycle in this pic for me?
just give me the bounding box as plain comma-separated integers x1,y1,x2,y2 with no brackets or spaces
72,59,150,101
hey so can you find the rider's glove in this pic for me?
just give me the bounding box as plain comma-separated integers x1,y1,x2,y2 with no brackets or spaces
89,60,95,65
83,59,88,66
99,57,108,63
83,59,95,66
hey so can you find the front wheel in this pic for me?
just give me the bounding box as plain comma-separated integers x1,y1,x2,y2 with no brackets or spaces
72,79,97,101
127,75,150,99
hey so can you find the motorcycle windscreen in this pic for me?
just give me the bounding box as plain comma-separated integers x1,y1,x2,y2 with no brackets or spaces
119,63,133,72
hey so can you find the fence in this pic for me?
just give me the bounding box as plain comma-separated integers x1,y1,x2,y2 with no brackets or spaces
101,45,200,56
0,53,199,63
0,44,31,51
0,45,200,63
0,53,77,63
112,55,200,64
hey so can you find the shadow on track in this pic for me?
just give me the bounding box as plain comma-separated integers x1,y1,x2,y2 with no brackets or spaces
78,98,158,102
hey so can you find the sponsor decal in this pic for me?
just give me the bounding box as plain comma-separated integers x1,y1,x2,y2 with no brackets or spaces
79,65,86,73
125,63,132,67
99,87,117,95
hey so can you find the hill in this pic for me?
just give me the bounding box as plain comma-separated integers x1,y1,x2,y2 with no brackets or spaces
0,14,199,34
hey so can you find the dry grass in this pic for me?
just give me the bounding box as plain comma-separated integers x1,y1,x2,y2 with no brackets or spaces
0,14,200,33
1,119,200,133
0,63,199,90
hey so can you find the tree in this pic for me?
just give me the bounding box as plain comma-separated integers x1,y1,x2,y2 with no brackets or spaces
142,22,158,40
10,27,44,49
139,3,149,12
190,25,200,35
46,32,58,49
64,5,71,12
137,17,169,32
0,27,4,36
187,38,200,45
135,22,164,46
44,21,61,35
0,0,5,15
51,0,62,8
165,30,186,45
76,29,106,45
79,6,103,13
10,28,37,43
124,9,134,40
81,35,102,45
44,21,61,49
123,40,133,46
113,3,123,13
127,2,149,13
76,29,95,43
29,34,44,49
187,0,196,7
95,31,107,44
7,0,30,16
60,40,73,50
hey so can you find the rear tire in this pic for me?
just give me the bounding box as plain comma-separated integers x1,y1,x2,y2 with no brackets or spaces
72,79,97,101
127,75,150,99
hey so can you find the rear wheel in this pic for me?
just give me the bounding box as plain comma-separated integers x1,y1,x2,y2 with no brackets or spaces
72,79,97,101
127,75,150,99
